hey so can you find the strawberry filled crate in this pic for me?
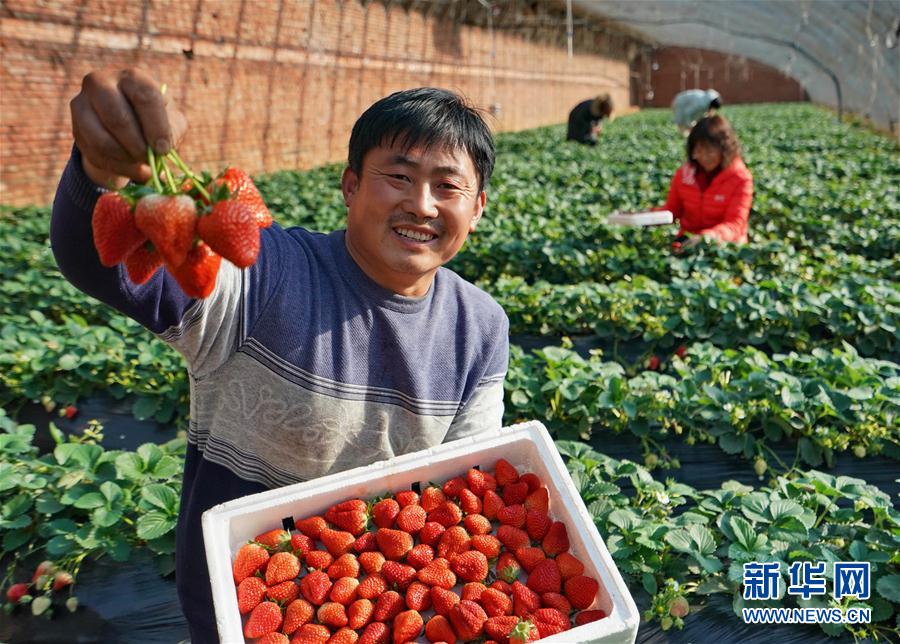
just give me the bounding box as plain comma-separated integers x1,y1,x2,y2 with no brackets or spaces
202,421,639,643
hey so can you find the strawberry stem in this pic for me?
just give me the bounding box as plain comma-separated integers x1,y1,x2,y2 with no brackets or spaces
161,159,178,193
146,146,163,193
168,150,211,202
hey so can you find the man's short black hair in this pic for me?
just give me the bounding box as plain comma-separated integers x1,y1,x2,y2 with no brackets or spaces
709,97,722,110
348,87,495,192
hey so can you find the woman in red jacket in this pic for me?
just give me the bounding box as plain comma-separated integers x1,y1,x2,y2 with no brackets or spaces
663,115,753,247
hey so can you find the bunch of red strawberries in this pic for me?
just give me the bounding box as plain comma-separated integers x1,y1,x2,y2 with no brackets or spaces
91,147,271,298
232,459,607,643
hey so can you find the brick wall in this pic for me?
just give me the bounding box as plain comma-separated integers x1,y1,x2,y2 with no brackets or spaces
1,0,639,206
633,46,808,108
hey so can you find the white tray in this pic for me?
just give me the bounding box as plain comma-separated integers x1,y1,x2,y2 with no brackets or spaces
608,210,673,226
202,421,639,643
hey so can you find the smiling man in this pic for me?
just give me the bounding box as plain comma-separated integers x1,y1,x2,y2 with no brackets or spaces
51,71,508,642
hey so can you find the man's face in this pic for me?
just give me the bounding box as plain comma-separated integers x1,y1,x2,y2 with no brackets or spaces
341,143,486,296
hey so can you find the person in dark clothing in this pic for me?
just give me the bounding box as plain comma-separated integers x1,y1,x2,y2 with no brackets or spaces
566,93,614,145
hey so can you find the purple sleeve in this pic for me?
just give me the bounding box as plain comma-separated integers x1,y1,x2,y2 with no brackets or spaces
49,147,196,334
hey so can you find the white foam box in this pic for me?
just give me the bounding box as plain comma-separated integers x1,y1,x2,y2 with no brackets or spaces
608,210,673,226
202,421,639,643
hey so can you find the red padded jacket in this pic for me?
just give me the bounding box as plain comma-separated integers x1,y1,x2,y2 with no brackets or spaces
662,157,753,244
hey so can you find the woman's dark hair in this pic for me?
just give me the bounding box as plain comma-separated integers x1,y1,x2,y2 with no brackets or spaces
348,87,495,192
591,93,614,118
687,115,741,167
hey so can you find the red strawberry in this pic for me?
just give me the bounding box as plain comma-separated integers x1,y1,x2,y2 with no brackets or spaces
282,598,314,635
327,553,360,580
484,615,520,641
449,599,488,641
424,614,457,643
375,528,413,561
482,490,505,520
416,559,457,589
523,488,549,514
461,581,486,602
406,543,435,570
238,576,267,614
564,575,599,610
214,167,272,227
32,560,55,581
329,576,360,605
295,515,328,539
321,528,356,557
266,551,301,585
437,525,471,561
317,601,349,628
233,542,270,584
358,551,385,574
541,521,570,557
371,498,400,529
519,473,542,493
509,618,540,644
293,623,331,643
418,522,446,546
530,607,569,638
124,241,163,284
498,504,526,528
6,582,30,604
405,581,432,611
267,580,300,603
393,609,424,643
674,344,688,358
357,622,389,644
472,534,501,559
326,499,368,520
526,559,561,594
442,476,468,498
452,550,488,583
490,580,513,594
300,570,332,605
357,572,388,599
243,600,283,639
555,552,585,580
393,504,426,535
497,525,530,552
134,193,197,267
291,533,315,556
63,405,78,420
353,531,379,553
494,459,520,486
257,632,289,644
647,355,661,370
467,468,497,497
196,198,259,268
327,507,369,537
395,490,419,507
428,501,463,527
480,587,513,617
540,592,572,613
420,486,446,512
463,513,491,536
524,509,551,541
92,192,145,266
347,598,374,629
169,241,221,299
496,552,522,584
305,550,334,571
502,481,529,505
372,590,404,622
459,488,482,515
328,627,359,644
514,546,546,574
255,528,292,551
381,561,417,590
52,571,73,591
429,586,460,616
511,581,540,618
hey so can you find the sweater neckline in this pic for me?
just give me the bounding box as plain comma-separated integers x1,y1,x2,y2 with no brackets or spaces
328,230,434,314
